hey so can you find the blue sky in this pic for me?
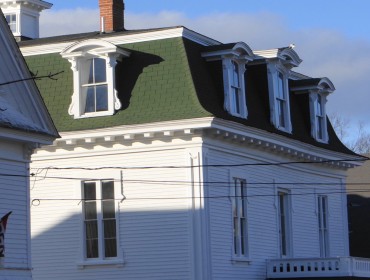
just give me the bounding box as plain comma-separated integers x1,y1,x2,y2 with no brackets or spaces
39,0,370,143
49,0,370,40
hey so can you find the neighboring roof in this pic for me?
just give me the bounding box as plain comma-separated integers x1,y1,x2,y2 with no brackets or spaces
0,8,58,138
20,27,356,155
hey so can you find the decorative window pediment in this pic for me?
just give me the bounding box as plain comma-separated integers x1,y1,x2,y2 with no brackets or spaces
292,77,335,143
202,42,254,119
61,39,130,119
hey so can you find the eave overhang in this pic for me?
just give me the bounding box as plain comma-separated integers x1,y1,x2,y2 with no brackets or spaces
35,117,364,169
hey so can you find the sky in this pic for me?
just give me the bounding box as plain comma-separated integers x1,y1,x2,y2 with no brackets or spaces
39,0,370,139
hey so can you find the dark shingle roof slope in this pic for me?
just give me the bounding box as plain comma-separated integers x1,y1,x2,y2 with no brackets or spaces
23,29,356,155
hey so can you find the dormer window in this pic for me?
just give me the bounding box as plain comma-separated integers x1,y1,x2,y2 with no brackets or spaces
225,59,247,117
202,42,254,119
291,77,335,143
61,39,130,119
5,14,17,33
309,91,330,143
256,47,302,133
266,64,292,133
277,71,288,128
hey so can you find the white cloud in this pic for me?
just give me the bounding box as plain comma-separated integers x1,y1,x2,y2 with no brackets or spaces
39,9,370,131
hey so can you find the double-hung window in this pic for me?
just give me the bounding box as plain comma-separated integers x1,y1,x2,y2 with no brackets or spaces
276,72,288,128
83,180,117,260
277,190,292,257
82,58,108,114
5,14,17,33
230,61,243,116
231,178,248,258
315,95,324,140
310,92,328,142
318,195,329,257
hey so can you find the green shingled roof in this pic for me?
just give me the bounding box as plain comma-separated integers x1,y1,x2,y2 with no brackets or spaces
25,37,212,132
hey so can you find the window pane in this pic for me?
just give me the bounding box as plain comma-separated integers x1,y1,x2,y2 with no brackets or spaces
84,182,96,200
105,238,117,258
94,58,107,83
102,181,114,199
85,221,98,258
87,59,94,84
96,85,108,112
104,220,116,238
84,201,97,219
85,87,95,113
102,201,115,219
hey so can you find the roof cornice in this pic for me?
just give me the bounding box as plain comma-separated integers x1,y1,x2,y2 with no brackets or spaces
38,117,363,169
20,27,220,56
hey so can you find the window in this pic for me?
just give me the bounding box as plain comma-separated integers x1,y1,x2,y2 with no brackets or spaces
82,58,108,113
83,180,117,259
61,39,130,119
231,178,248,258
318,195,329,257
277,190,292,257
267,64,292,133
277,72,288,128
309,92,329,143
5,14,17,33
227,60,247,117
201,42,254,119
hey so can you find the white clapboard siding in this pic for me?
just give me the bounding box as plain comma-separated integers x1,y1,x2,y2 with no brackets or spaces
0,153,31,278
31,143,198,280
204,142,348,280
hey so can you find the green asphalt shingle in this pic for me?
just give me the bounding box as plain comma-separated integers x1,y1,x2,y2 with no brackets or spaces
25,37,211,132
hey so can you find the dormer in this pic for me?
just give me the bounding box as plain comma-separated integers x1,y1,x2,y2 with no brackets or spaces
202,42,254,119
61,39,130,119
291,77,335,143
254,47,302,133
0,0,52,41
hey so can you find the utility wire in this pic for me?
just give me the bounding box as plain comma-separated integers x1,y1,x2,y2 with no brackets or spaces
31,189,370,206
0,71,64,86
32,158,368,171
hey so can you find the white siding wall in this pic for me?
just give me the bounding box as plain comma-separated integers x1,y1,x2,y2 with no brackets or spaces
0,140,32,279
31,134,350,280
31,140,202,280
204,140,349,280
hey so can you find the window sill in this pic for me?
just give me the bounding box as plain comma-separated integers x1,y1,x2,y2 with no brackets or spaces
231,257,251,263
77,258,125,269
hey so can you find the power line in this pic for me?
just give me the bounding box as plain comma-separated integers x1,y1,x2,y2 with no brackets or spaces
31,157,368,171
30,189,370,206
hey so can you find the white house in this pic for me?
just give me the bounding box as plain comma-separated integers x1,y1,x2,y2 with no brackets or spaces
0,6,58,280
4,0,370,279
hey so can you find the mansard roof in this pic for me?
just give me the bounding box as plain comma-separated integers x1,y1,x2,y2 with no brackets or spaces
20,27,356,155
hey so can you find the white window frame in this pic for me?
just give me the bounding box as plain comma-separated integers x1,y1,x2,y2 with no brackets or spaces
222,58,248,118
267,63,292,133
230,176,249,260
5,13,17,33
317,195,329,257
309,92,329,143
78,179,124,267
61,39,130,119
277,189,293,258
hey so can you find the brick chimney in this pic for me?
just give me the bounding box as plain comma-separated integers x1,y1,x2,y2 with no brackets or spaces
99,0,124,32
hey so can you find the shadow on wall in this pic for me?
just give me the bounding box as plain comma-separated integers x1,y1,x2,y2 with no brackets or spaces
31,208,198,280
348,194,370,258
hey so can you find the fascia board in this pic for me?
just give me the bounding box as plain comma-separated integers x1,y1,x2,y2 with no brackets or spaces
21,27,220,57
